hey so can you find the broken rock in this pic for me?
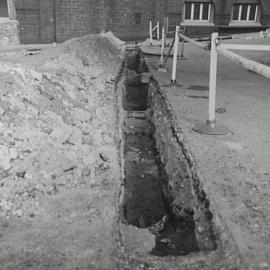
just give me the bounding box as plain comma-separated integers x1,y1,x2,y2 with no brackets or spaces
9,147,19,160
50,126,72,144
0,145,11,170
67,128,83,145
0,107,5,116
83,153,96,166
71,108,92,122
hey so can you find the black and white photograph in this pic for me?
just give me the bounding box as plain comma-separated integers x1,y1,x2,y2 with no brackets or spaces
0,0,269,269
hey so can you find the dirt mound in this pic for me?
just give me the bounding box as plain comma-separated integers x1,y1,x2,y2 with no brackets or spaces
0,33,122,218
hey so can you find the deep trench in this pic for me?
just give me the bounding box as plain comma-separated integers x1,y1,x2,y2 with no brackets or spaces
120,50,216,257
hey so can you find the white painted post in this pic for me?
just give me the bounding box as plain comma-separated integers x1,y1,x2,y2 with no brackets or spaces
165,17,169,34
160,27,165,65
157,22,160,40
209,32,218,127
149,20,153,45
171,26,180,84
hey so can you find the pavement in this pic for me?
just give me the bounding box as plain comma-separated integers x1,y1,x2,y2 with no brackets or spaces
141,38,270,270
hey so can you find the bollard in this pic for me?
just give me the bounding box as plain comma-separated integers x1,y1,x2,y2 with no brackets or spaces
157,22,160,40
149,20,153,45
159,36,175,75
158,27,167,72
163,17,168,46
165,17,169,34
209,32,218,127
160,27,165,65
193,32,231,135
171,26,180,85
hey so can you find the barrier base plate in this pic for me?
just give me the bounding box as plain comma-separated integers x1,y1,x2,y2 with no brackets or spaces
193,122,232,135
158,67,167,73
162,81,183,88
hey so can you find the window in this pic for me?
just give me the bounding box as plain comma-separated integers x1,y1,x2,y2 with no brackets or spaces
135,12,141,24
0,0,8,17
184,2,212,22
232,4,259,22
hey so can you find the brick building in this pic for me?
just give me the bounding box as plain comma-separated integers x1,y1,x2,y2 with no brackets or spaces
0,0,160,44
0,0,270,44
165,0,270,36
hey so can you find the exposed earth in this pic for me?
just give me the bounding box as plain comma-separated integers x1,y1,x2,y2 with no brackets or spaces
0,31,269,270
0,33,128,270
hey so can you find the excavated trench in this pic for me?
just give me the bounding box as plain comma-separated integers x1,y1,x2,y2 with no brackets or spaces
119,49,217,257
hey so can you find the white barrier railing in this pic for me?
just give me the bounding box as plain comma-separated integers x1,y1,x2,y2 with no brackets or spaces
169,26,209,85
162,29,270,135
159,33,175,72
160,27,165,66
149,20,160,45
171,26,180,84
217,43,270,80
194,32,270,135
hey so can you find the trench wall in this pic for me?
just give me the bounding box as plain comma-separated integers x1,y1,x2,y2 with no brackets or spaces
148,81,216,252
146,78,244,268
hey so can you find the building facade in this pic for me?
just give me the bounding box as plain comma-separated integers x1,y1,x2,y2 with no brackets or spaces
166,0,270,36
0,0,269,44
0,0,160,44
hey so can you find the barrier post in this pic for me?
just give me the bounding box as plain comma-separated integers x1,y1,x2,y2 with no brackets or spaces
193,32,231,135
149,20,153,45
160,27,165,66
165,17,169,34
157,22,160,40
209,32,218,127
171,26,180,85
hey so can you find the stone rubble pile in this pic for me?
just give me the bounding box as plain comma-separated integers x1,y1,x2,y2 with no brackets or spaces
0,33,123,218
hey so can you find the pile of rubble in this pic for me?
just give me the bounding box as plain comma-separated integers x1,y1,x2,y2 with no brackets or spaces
0,33,124,218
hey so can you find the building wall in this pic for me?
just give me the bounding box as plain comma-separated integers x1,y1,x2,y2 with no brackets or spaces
55,0,109,42
10,0,270,44
164,0,270,25
15,0,40,43
164,0,270,36
13,0,159,43
107,0,155,40
39,0,55,43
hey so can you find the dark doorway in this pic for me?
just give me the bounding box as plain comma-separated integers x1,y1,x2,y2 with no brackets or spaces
0,0,8,17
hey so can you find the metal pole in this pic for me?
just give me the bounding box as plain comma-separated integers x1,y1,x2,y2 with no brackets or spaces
193,32,231,135
209,32,218,127
165,17,169,34
157,22,160,40
150,20,153,44
171,26,180,84
160,27,165,66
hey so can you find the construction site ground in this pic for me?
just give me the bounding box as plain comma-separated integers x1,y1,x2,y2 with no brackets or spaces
0,33,129,270
0,31,269,270
141,37,270,270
